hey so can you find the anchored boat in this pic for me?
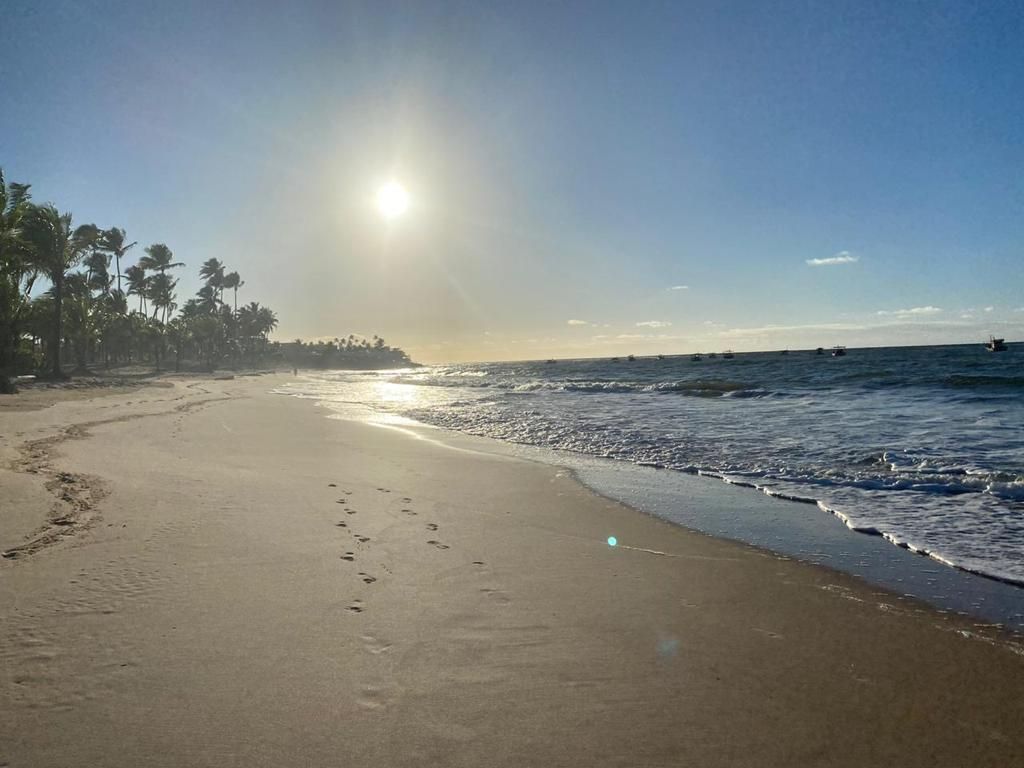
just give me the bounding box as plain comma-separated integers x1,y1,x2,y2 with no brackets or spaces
985,336,1008,352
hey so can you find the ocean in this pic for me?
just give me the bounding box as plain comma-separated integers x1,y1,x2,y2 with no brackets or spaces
278,342,1024,624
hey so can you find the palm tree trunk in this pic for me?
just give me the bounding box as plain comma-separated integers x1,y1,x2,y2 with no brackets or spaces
115,253,121,297
52,271,63,378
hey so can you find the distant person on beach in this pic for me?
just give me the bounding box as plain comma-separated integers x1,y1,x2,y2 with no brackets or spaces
292,367,297,376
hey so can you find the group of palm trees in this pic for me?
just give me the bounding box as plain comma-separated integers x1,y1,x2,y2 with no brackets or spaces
0,167,278,391
287,335,413,369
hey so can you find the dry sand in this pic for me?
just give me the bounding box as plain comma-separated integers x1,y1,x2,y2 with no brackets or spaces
1,376,1023,767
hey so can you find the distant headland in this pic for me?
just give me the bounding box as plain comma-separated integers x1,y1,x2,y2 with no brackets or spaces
281,336,416,370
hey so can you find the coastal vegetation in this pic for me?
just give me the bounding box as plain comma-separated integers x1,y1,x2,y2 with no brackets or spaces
0,167,280,391
281,336,415,370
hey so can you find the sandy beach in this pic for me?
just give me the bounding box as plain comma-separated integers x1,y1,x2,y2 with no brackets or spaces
2,376,1023,767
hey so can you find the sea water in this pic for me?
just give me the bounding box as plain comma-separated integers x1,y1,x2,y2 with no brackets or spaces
279,343,1024,624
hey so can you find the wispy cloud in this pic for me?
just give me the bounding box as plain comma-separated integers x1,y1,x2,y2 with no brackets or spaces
806,251,859,267
669,285,689,291
567,319,589,326
984,306,994,313
716,321,867,337
876,306,942,317
636,320,672,328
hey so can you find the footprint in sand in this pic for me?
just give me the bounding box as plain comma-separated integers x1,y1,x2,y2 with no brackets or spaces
335,500,346,504
376,487,391,493
358,684,396,710
358,573,377,584
361,635,392,655
402,497,412,503
328,483,337,488
340,553,356,562
354,535,371,543
480,587,512,605
335,522,347,528
472,561,486,566
346,509,357,515
427,540,450,550
347,602,364,613
426,523,438,531
402,509,417,516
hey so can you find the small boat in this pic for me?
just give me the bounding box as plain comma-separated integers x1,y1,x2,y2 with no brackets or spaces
545,359,557,364
611,357,621,363
627,354,636,362
708,352,717,359
985,336,1008,352
780,349,789,355
722,350,734,359
691,353,702,362
815,347,824,355
832,346,846,357
657,354,665,360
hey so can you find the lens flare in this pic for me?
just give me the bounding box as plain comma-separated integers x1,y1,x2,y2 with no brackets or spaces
607,536,618,547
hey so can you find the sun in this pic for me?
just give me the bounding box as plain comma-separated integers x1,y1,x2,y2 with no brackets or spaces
375,180,410,220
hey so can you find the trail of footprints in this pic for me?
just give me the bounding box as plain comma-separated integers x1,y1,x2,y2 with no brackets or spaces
322,482,511,713
326,483,464,615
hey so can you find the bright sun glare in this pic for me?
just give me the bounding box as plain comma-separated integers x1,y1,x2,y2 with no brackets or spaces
375,181,410,220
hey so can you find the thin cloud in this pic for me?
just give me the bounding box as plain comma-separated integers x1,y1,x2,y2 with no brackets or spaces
567,319,589,326
669,285,689,291
876,306,943,317
984,306,994,313
806,251,859,267
636,320,672,328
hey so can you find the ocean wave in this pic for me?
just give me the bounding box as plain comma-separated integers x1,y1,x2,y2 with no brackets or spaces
284,348,1024,589
393,375,770,398
943,375,1024,389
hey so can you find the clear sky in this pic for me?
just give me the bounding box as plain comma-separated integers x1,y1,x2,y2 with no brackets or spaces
2,0,1022,362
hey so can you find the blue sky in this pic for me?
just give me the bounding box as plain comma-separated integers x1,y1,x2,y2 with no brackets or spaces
2,0,1022,361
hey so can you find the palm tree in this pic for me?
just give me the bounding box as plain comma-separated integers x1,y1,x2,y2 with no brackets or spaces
98,228,136,298
124,264,149,314
199,258,225,302
148,272,178,324
20,205,99,378
256,306,278,338
195,284,219,314
139,243,183,276
0,169,34,390
222,271,244,313
83,249,112,294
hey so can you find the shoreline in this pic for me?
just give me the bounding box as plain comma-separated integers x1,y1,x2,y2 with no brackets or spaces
298,384,1024,633
2,377,1024,766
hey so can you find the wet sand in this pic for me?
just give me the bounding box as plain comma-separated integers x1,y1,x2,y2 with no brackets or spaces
1,377,1023,767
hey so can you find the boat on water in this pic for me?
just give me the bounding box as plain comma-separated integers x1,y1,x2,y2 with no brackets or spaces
611,357,621,363
708,352,717,359
722,350,734,359
832,346,847,357
985,336,1008,352
780,349,789,355
657,354,665,360
545,359,557,364
691,353,702,361
627,354,636,362
815,347,824,355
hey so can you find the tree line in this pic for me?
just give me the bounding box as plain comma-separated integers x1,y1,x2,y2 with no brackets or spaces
284,336,414,370
0,167,278,392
